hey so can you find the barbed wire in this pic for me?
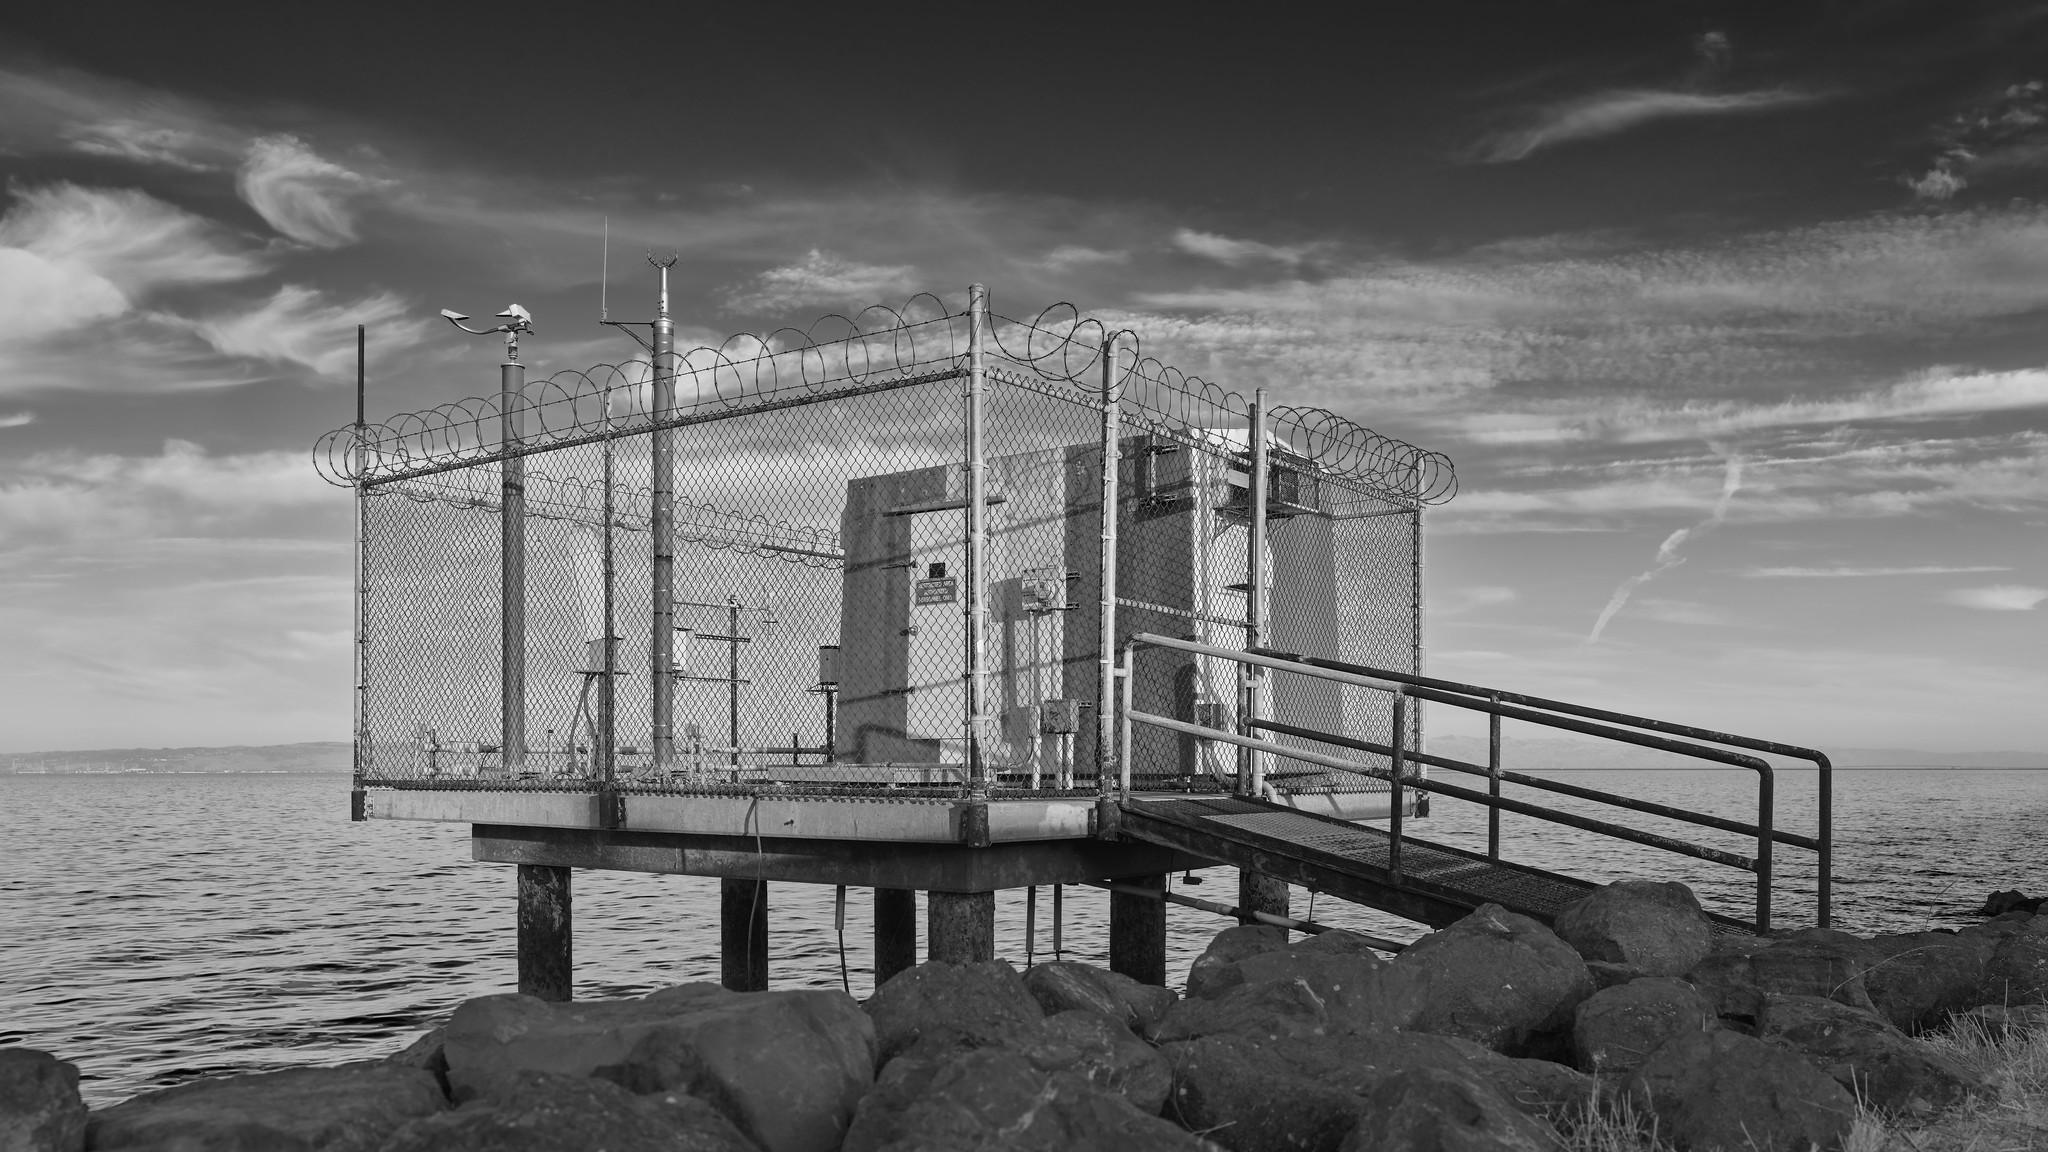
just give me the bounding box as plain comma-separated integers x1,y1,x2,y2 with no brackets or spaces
318,294,1456,506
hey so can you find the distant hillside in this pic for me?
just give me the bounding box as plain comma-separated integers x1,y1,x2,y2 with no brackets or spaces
0,742,352,774
1425,734,2048,772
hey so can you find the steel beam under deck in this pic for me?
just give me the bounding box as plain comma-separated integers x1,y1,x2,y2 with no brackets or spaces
1117,795,1755,933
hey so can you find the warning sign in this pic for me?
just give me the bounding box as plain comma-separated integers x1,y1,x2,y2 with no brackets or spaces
915,577,958,605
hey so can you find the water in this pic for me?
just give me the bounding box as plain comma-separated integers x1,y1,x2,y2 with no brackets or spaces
2,767,2042,1106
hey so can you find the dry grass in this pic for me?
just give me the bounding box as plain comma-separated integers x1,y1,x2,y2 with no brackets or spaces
1548,1017,2047,1152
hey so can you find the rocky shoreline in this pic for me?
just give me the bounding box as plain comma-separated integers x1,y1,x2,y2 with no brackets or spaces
4,880,2045,1152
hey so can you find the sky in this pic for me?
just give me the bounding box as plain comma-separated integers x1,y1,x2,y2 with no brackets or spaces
1,1,2044,755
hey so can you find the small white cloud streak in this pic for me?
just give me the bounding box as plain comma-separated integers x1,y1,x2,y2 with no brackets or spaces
725,249,920,313
1943,585,2047,611
236,135,382,248
1171,229,1314,267
1586,451,1742,644
0,411,34,429
1478,87,1827,163
1743,565,2011,579
182,286,426,378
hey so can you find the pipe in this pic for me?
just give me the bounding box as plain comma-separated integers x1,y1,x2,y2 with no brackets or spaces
965,283,989,797
1097,332,1122,795
501,355,527,774
651,264,676,770
1239,391,1268,798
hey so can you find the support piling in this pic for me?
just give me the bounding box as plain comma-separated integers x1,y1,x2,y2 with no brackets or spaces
928,890,995,963
1109,872,1167,986
516,864,571,1001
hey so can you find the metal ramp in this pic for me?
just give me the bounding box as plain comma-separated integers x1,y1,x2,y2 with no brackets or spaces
1118,793,1758,935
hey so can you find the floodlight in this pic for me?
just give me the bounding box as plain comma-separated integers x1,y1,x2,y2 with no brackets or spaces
440,309,471,322
498,304,533,324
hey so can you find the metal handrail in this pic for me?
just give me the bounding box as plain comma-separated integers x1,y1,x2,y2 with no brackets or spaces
1118,632,1826,931
1248,647,1833,926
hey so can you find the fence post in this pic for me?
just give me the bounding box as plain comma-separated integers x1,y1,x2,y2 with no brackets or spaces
650,261,676,772
501,349,527,775
1097,332,1121,796
1411,504,1424,767
1389,692,1406,881
352,325,369,818
1239,391,1269,798
964,283,989,797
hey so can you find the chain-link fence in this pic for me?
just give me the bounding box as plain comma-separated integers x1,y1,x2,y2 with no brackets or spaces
318,292,1455,799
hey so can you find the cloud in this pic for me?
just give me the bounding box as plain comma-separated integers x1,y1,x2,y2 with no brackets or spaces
0,64,241,170
236,135,383,248
724,249,920,313
1943,585,2048,611
1586,450,1743,643
0,411,34,429
0,183,267,347
1171,229,1314,267
1907,80,2048,203
1743,565,2011,578
0,439,336,550
183,285,425,378
1458,365,2048,445
1035,244,1128,272
1476,87,1825,163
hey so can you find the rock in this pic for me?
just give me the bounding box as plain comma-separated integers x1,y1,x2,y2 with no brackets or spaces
1153,965,1423,1046
86,1062,446,1152
1758,993,1988,1119
1034,1009,1174,1114
1455,1047,1595,1122
843,1047,1209,1152
0,1048,87,1152
375,1070,759,1152
1860,931,1997,1034
1338,1062,1563,1152
1570,977,1716,1077
452,987,874,1152
1161,1028,1555,1152
1981,914,2048,1006
1389,904,1593,1054
862,960,1043,1063
1186,925,1291,999
1625,1029,1857,1152
442,984,730,1098
383,1028,450,1101
1976,889,2043,916
1025,961,1178,1037
1687,931,1876,1023
1552,880,1714,979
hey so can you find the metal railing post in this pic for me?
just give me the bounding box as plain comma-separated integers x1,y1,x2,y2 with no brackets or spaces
1097,332,1121,796
1757,772,1774,933
1487,706,1501,861
352,325,368,813
1118,645,1135,800
501,353,527,775
965,283,990,797
1239,391,1269,798
1389,692,1405,880
650,261,677,772
1815,752,1833,927
600,383,616,789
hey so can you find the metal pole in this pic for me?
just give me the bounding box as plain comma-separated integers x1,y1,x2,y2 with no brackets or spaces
1487,706,1502,861
601,391,616,786
1390,692,1406,881
1239,391,1269,797
1411,504,1425,770
502,345,527,775
352,326,367,814
728,598,741,768
651,262,677,771
965,283,989,796
1096,332,1121,795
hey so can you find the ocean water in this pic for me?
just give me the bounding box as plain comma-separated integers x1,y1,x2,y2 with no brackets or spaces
2,766,2042,1106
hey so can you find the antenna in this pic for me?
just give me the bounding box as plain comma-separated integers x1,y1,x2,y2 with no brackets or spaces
600,216,610,323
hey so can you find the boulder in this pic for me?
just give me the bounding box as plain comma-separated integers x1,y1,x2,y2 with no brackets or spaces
444,986,874,1152
375,1070,759,1152
1033,1009,1174,1114
1186,925,1291,999
1625,1029,1857,1152
1552,880,1714,979
1860,931,1997,1033
1024,961,1178,1037
862,960,1043,1063
383,1027,450,1101
1570,977,1716,1077
842,1047,1210,1152
1337,1062,1563,1152
1758,993,1988,1119
1976,890,2043,916
1981,914,2048,1006
1153,968,1424,1046
1686,931,1876,1023
0,1048,87,1152
86,1062,446,1152
1161,1028,1559,1152
1389,904,1593,1054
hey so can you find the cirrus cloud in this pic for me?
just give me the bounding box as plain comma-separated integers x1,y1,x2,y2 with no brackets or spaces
1943,585,2047,611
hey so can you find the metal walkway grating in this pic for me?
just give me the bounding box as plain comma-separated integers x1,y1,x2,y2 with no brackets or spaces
1124,795,1605,928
